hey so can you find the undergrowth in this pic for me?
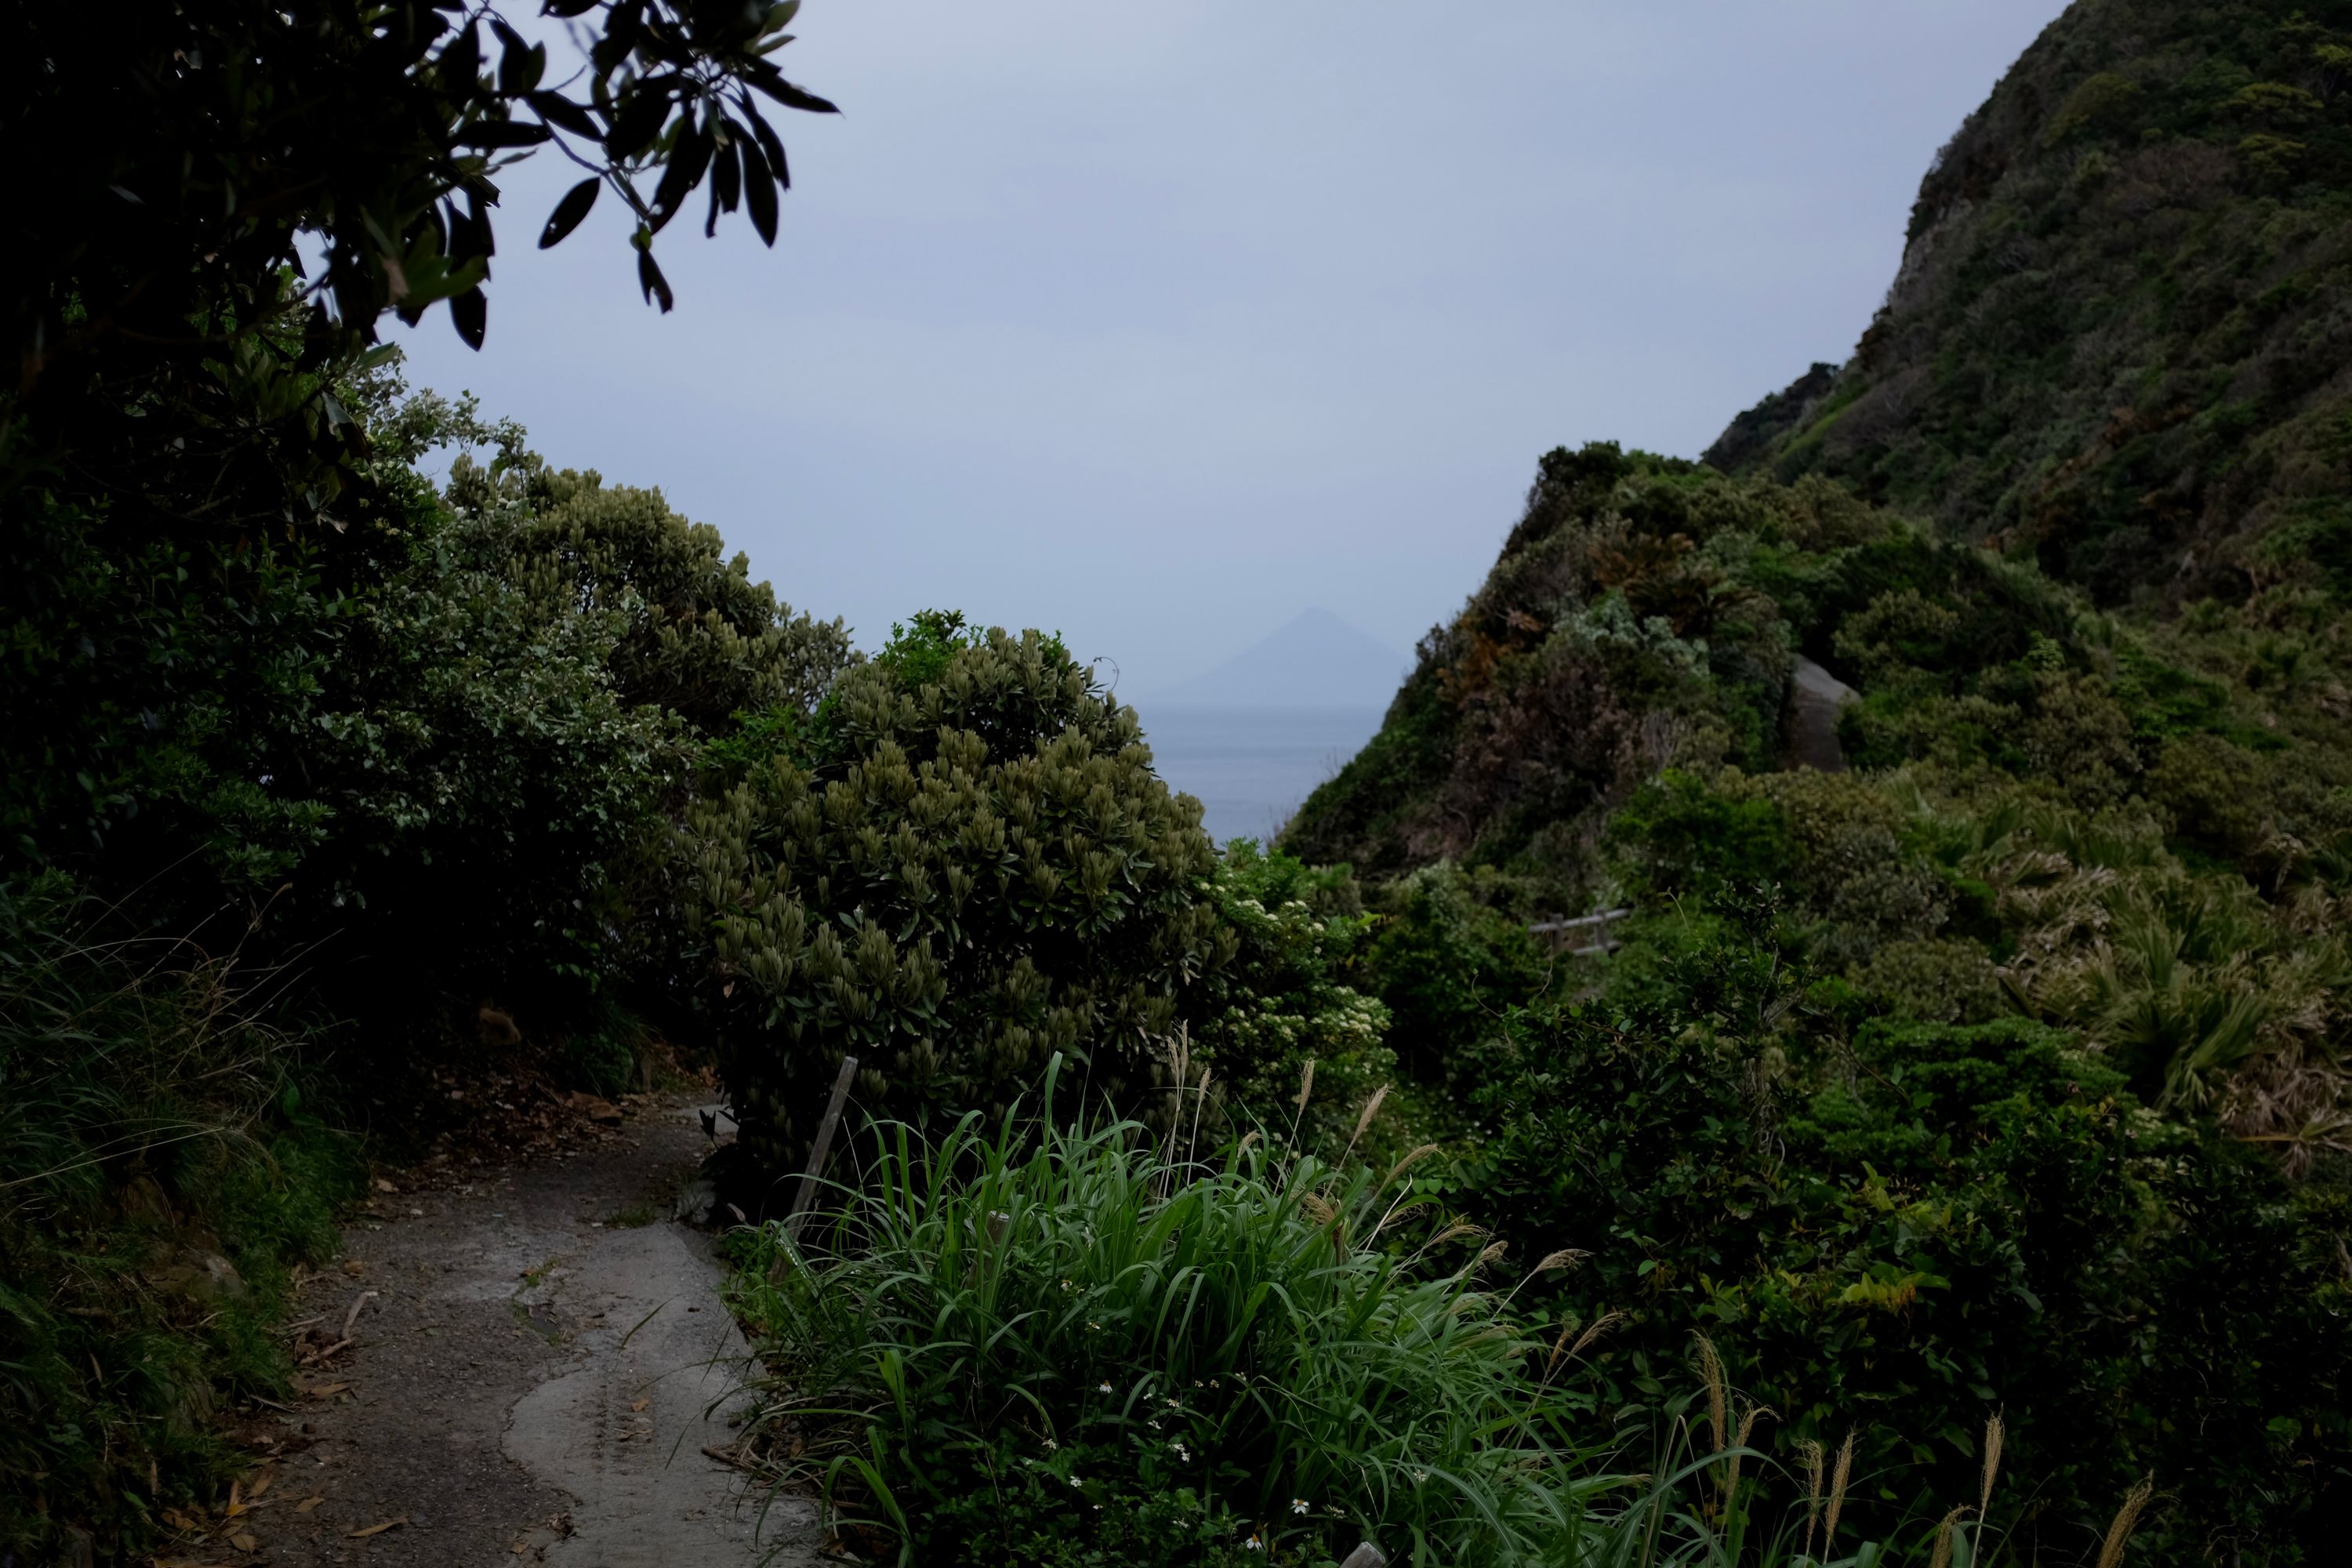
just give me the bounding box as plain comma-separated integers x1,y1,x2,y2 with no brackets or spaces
718,1060,2155,1566
726,1063,1628,1565
0,880,358,1563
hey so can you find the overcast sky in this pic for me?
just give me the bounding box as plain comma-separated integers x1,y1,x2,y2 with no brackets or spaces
394,0,2071,694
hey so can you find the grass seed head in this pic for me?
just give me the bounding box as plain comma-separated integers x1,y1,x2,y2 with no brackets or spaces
1692,1334,1727,1453
1384,1143,1441,1188
1732,1405,1764,1450
1928,1506,1969,1568
1722,1404,1768,1501
1542,1316,1580,1381
1796,1436,1826,1562
1980,1410,2005,1519
2095,1477,2154,1568
1567,1309,1625,1359
1824,1429,1856,1546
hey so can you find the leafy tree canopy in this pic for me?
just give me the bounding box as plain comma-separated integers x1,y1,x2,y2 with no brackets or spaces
5,0,833,537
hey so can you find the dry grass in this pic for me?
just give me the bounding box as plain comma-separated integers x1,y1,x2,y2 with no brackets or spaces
1823,1429,1855,1551
1979,1412,2004,1519
2095,1477,2155,1568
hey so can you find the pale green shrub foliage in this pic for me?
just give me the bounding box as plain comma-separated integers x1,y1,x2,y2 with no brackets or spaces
688,626,1224,1171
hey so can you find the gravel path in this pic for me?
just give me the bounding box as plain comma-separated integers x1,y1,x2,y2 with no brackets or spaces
238,1098,816,1567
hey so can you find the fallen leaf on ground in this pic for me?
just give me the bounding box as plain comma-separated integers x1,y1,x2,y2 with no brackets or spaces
302,1382,350,1398
245,1470,273,1500
342,1259,365,1276
295,1496,325,1514
347,1517,406,1538
231,1531,259,1552
630,1397,648,1412
372,1178,398,1194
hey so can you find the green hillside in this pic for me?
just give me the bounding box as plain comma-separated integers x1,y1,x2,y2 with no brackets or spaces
1708,0,2352,605
1289,440,2352,1158
12,0,2352,1560
1278,5,2352,1552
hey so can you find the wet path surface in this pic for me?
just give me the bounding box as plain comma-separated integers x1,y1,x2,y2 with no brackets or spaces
243,1100,815,1567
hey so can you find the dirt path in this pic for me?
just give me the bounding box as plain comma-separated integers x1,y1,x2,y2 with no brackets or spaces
243,1098,816,1567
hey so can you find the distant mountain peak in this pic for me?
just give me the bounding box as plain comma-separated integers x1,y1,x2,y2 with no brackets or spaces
1142,609,1408,709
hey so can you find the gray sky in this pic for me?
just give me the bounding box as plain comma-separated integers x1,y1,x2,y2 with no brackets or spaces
395,1,2070,692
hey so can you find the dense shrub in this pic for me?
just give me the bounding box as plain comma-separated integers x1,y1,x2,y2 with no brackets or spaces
0,431,364,918
1,381,782,1019
5,377,855,1036
402,416,854,1016
441,440,852,736
688,613,1226,1177
1456,898,2352,1564
1355,862,1552,1104
1612,758,2352,1160
1184,841,1394,1158
293,481,684,1001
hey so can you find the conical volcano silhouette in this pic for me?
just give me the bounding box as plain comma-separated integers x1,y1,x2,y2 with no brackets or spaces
1145,608,1406,708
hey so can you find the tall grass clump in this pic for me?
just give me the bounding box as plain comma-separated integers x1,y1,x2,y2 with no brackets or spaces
721,1058,2183,1567
0,881,356,1563
726,1063,1631,1566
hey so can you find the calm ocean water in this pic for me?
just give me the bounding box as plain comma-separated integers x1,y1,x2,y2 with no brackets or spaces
1136,706,1387,845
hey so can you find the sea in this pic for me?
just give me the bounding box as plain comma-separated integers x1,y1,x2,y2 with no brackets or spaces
1135,706,1387,846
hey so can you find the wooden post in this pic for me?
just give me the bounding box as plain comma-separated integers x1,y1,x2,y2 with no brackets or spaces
784,1054,859,1244
1337,1544,1388,1568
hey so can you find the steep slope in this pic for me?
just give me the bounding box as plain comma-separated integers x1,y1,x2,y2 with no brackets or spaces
1709,0,2352,605
1285,436,2352,1135
1287,445,2103,891
1273,13,2352,1546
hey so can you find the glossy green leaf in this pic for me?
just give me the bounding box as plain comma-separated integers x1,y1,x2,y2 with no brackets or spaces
646,119,713,234
530,91,600,140
637,248,673,312
604,85,672,158
539,178,601,249
742,137,779,246
492,20,546,95
743,100,791,191
457,119,554,150
448,285,487,350
706,140,742,238
437,19,481,89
